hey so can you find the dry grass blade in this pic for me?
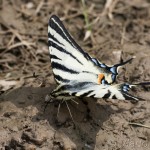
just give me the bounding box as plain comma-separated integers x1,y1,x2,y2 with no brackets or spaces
34,0,44,15
81,0,92,41
129,122,150,129
101,0,119,20
7,41,36,50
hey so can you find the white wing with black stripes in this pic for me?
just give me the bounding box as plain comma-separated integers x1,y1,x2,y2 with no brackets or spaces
48,15,102,85
50,81,142,102
48,15,134,85
48,15,149,102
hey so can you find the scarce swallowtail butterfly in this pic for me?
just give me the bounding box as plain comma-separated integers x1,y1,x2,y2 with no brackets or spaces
47,15,149,105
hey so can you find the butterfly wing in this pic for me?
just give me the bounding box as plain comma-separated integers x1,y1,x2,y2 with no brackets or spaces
51,81,142,102
48,15,133,85
48,15,112,85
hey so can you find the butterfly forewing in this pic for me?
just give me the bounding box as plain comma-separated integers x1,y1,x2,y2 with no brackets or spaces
48,15,108,84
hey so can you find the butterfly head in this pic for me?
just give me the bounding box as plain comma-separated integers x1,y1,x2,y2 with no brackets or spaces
102,73,116,84
96,63,118,84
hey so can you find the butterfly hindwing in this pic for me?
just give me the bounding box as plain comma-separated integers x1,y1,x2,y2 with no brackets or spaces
51,81,141,102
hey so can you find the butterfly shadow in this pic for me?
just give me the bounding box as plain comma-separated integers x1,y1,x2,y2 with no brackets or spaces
0,86,132,149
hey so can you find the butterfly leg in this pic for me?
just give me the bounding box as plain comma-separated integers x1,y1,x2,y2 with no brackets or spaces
70,99,79,105
44,94,54,112
56,100,75,122
65,100,74,122
57,100,64,118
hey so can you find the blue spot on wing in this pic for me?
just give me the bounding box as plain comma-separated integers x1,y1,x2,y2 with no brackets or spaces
91,58,99,65
110,67,117,74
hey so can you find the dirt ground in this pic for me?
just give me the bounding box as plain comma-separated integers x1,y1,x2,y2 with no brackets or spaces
0,0,150,149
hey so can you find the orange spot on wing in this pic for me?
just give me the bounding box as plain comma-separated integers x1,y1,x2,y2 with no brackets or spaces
98,74,104,84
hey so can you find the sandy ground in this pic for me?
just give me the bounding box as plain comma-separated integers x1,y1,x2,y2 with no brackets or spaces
0,0,150,149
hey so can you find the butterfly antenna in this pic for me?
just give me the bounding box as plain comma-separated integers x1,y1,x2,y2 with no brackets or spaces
116,57,134,67
65,101,74,122
110,57,134,75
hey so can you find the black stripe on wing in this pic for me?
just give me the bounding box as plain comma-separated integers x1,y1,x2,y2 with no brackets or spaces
51,62,79,74
52,82,93,94
121,92,142,102
89,94,96,98
71,92,77,96
49,15,91,60
112,95,117,99
103,90,111,99
48,32,62,46
79,90,94,97
56,93,70,97
50,55,62,60
48,40,83,65
53,74,70,83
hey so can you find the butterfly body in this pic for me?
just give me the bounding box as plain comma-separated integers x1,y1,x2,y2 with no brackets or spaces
48,15,148,102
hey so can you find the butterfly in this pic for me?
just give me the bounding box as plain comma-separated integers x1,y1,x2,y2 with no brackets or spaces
47,15,149,108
